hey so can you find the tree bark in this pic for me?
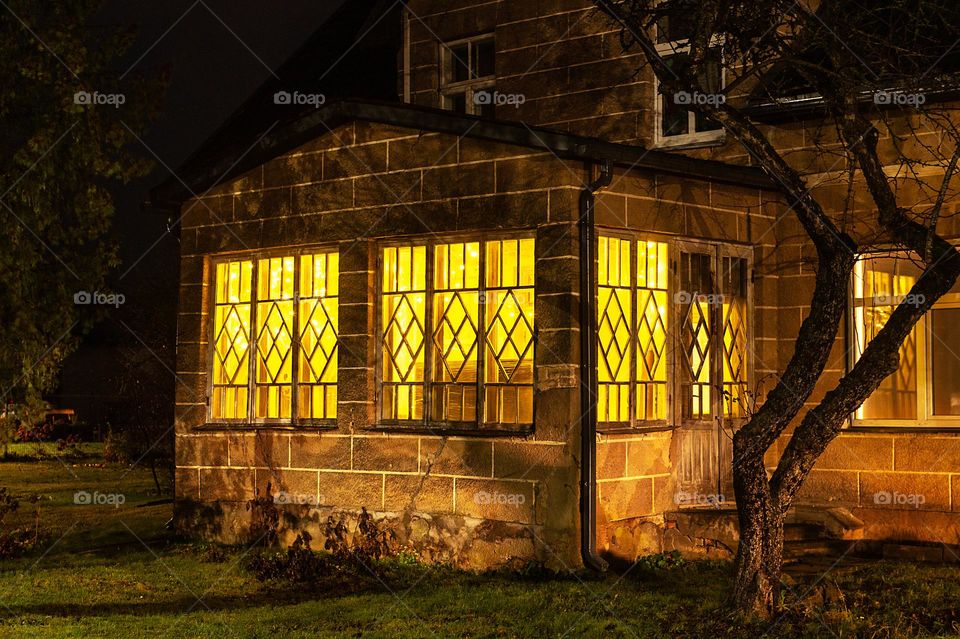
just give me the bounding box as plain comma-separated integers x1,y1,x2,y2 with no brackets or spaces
732,451,784,617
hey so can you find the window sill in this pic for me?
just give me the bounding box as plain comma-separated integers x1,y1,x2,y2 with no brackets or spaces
847,424,960,434
193,422,338,433
597,422,675,435
652,132,726,151
366,423,534,438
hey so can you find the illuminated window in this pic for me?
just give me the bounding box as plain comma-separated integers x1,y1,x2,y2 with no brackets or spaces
597,237,669,427
209,251,338,423
677,246,749,421
851,253,960,425
211,260,253,420
379,237,534,427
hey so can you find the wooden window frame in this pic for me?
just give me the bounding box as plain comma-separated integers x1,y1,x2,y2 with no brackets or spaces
374,232,536,435
204,247,339,429
439,33,496,116
849,251,960,429
596,232,753,433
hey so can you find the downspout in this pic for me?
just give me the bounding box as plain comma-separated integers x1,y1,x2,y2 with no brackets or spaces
579,160,612,571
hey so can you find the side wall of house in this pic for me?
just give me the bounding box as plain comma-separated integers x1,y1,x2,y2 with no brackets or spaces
174,121,588,569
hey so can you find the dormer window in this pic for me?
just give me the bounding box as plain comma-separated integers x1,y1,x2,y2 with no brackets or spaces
653,0,725,148
440,35,495,117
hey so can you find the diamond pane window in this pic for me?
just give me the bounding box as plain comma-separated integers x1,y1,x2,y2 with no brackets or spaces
484,239,535,425
380,237,534,427
596,236,668,427
636,241,669,421
298,252,339,420
211,260,253,419
432,242,481,422
721,257,748,417
255,257,295,419
381,246,428,421
597,237,632,424
679,251,714,420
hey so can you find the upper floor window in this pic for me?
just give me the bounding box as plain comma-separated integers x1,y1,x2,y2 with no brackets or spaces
654,0,725,148
440,34,496,117
379,236,534,429
596,234,750,429
210,252,339,424
851,254,960,426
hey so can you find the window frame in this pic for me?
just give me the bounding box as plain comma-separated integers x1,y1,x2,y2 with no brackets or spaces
439,33,496,116
652,4,726,150
373,232,536,434
594,231,753,433
848,251,960,429
204,247,340,429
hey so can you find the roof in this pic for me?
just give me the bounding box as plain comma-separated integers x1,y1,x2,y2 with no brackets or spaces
151,98,774,206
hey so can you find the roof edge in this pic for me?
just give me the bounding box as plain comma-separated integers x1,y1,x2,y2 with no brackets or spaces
149,99,774,208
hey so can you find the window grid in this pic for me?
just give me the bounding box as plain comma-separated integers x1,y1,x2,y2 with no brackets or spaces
209,251,338,425
440,34,496,117
378,237,534,428
298,253,339,420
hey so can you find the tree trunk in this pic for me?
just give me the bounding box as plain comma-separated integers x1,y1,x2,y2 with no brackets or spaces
732,448,784,618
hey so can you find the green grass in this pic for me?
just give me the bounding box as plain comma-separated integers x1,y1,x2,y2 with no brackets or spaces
0,459,958,638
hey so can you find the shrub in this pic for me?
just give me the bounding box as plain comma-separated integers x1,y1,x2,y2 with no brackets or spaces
0,487,48,558
246,483,280,547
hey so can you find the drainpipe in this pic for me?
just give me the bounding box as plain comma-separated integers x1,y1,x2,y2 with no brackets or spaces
579,160,612,572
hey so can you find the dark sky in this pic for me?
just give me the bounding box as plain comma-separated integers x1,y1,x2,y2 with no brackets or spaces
97,0,347,267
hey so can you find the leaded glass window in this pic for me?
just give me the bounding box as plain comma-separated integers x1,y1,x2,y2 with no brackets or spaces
597,236,669,427
379,237,534,427
209,251,338,423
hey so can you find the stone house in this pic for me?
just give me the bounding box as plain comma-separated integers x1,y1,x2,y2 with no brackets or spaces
152,0,960,568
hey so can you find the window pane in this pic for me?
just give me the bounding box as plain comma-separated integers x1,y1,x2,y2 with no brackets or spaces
450,44,469,83
598,237,632,424
656,0,697,43
298,252,338,420
431,242,481,422
381,246,427,421
661,56,689,137
694,56,723,133
484,238,535,425
474,39,495,78
931,308,960,415
637,241,669,421
679,251,713,420
255,257,295,419
211,260,253,419
853,256,920,420
721,257,748,417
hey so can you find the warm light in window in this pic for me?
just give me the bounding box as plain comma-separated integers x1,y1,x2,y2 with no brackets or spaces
211,260,253,419
298,252,338,420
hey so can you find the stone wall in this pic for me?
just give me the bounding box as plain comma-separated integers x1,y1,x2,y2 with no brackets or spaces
175,120,588,569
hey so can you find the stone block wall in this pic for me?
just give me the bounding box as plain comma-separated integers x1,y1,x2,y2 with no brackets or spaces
175,120,589,569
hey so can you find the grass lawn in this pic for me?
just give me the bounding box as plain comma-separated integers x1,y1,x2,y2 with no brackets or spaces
0,459,958,638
